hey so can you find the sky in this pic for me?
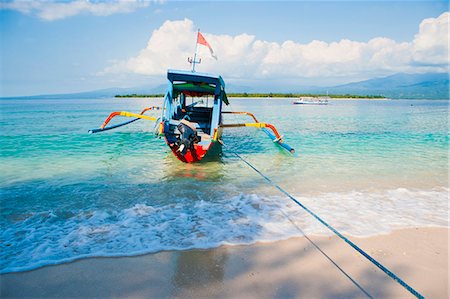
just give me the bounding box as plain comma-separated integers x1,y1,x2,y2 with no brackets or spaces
0,0,448,96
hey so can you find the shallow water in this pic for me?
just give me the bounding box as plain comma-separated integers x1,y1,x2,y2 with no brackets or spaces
0,97,448,273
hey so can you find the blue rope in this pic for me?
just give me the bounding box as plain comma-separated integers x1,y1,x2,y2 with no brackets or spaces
231,151,425,299
278,206,374,298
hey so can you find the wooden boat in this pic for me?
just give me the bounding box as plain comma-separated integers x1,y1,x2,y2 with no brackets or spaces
89,69,294,163
160,69,227,163
89,30,294,163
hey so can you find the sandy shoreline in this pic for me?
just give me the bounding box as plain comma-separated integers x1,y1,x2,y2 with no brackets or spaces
117,96,391,100
1,227,448,298
241,97,392,101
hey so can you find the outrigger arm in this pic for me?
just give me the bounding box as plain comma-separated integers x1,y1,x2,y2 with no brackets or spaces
220,111,295,153
88,106,160,134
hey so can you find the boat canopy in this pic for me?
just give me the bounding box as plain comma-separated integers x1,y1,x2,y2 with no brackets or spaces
168,69,229,105
173,82,214,97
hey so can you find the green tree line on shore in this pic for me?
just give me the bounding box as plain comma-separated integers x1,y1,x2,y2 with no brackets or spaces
115,93,385,99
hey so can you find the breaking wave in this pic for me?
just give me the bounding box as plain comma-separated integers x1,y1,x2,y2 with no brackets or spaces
1,187,448,273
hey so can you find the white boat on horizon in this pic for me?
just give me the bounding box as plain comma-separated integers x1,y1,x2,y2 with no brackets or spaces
293,96,330,105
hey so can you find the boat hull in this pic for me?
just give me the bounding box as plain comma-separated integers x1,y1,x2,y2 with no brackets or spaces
293,101,328,105
164,127,223,163
166,140,221,163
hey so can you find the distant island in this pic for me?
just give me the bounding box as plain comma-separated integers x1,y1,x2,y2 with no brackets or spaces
115,93,386,99
2,72,445,100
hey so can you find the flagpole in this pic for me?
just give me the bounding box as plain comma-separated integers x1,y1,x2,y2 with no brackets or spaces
192,29,200,72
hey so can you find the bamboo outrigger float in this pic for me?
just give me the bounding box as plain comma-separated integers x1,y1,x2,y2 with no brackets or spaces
89,30,294,163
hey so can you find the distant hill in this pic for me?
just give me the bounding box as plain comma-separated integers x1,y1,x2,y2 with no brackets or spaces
327,73,449,99
2,72,448,100
0,85,168,100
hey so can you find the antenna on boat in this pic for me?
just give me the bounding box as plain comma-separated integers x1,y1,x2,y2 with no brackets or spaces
188,29,201,72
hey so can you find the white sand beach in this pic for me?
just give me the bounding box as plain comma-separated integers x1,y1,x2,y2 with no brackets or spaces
1,227,447,298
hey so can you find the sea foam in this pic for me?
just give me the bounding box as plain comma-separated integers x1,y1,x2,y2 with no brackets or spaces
1,187,448,273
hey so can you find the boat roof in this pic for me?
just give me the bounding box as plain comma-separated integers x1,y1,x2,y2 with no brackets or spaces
167,69,228,105
168,69,225,88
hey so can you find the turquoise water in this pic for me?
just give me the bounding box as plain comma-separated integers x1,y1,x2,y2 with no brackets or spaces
1,98,448,273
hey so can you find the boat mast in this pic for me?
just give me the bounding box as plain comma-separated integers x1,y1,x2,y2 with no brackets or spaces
188,29,201,72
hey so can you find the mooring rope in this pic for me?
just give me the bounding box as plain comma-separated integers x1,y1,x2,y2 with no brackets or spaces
277,205,374,298
229,150,425,299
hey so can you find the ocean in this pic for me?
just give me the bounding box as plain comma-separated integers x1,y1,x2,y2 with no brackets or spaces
0,97,448,273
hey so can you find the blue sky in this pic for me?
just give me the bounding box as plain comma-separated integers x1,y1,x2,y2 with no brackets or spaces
0,1,448,96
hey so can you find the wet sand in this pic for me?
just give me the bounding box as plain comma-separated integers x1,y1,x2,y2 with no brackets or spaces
1,227,448,298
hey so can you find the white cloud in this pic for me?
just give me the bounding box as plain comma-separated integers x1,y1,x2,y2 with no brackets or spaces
412,12,449,66
1,0,153,21
103,12,449,81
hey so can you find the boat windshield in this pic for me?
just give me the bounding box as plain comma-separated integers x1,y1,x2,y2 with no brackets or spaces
184,95,214,108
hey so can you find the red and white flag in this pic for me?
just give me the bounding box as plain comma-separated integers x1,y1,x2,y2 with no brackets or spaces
197,31,217,60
